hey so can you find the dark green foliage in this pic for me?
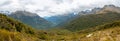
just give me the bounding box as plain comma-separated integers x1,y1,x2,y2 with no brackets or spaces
37,33,48,40
0,14,35,34
79,21,120,34
64,12,120,31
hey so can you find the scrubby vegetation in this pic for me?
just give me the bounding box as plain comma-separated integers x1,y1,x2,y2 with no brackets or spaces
0,29,38,41
0,14,47,41
0,13,80,41
78,21,120,41
64,12,120,31
0,13,35,34
44,21,120,41
1,11,120,41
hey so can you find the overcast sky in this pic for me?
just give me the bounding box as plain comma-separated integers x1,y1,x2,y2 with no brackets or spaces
0,0,120,17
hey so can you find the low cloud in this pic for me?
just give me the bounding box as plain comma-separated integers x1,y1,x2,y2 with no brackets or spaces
0,0,119,17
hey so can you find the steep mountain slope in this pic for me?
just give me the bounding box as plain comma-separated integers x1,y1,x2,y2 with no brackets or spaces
0,13,55,41
9,11,53,29
0,14,35,34
45,7,101,26
64,5,120,31
0,13,38,41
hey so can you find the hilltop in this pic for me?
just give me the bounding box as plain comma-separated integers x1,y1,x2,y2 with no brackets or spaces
63,5,120,31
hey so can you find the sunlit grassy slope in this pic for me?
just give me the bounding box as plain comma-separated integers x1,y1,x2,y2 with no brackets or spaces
1,12,120,41
64,12,120,31
78,21,120,41
0,14,40,41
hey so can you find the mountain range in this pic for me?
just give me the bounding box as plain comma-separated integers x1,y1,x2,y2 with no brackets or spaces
44,6,102,26
45,13,77,26
1,4,120,41
1,12,120,41
63,5,120,31
0,10,11,15
9,11,53,29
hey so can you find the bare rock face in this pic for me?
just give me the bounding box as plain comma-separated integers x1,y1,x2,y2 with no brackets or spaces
97,5,120,14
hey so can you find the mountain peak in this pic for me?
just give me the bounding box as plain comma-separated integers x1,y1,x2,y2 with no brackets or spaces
96,5,120,14
9,11,53,29
0,10,11,15
104,5,116,8
12,11,38,16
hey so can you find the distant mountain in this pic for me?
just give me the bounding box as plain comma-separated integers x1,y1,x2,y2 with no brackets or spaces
63,5,120,31
78,5,120,15
45,7,102,26
9,11,53,29
45,13,77,26
97,5,120,14
77,7,101,15
0,10,11,15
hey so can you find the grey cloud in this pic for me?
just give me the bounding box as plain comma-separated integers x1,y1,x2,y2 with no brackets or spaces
0,0,120,17
0,1,12,6
54,0,63,4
